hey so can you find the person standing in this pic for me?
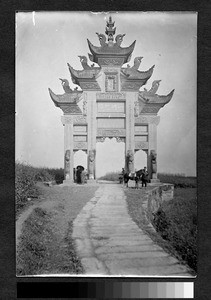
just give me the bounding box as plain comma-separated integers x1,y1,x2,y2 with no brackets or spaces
141,166,149,188
134,169,139,189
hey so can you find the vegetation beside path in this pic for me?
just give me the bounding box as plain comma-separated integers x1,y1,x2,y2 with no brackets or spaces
15,162,64,217
16,176,98,275
125,174,197,274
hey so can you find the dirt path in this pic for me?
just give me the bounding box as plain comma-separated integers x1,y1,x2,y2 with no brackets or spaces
16,183,99,275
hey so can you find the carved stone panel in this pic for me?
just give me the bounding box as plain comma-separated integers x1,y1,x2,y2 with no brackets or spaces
134,100,139,117
97,128,126,137
96,136,125,143
83,93,87,116
79,82,101,91
97,102,125,113
98,57,124,66
135,135,148,142
105,74,118,92
61,115,73,125
72,115,87,125
121,82,142,91
73,136,87,142
135,125,148,133
135,141,149,150
96,92,126,100
97,118,125,129
74,141,88,150
74,125,87,132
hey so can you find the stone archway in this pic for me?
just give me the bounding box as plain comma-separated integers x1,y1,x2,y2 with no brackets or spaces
96,137,125,178
49,16,174,184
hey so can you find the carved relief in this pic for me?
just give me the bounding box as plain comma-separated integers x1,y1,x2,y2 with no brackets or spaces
135,141,148,150
80,82,100,90
74,142,88,150
64,150,70,179
121,82,142,91
151,150,157,174
88,149,96,179
96,136,125,143
83,98,87,116
105,74,118,92
97,129,126,137
126,150,134,173
134,100,139,117
61,115,73,125
96,92,126,100
104,68,119,73
96,137,106,143
98,58,124,66
73,115,87,124
116,137,125,143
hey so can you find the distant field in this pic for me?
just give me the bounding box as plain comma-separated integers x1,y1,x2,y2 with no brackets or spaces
98,171,121,181
157,173,196,188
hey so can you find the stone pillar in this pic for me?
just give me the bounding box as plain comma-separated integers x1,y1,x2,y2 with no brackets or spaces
61,115,74,183
86,91,97,179
147,116,160,182
125,92,136,173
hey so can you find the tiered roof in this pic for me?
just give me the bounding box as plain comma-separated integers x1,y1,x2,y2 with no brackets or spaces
138,80,175,113
49,16,174,113
48,79,83,114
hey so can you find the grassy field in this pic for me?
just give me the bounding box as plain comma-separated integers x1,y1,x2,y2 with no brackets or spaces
152,188,197,272
125,173,197,273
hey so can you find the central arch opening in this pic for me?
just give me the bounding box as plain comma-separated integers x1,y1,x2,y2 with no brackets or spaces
96,137,125,179
134,149,147,171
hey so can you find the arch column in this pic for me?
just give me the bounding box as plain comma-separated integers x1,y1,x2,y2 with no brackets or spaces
147,116,160,182
61,115,74,183
125,92,136,173
86,91,97,180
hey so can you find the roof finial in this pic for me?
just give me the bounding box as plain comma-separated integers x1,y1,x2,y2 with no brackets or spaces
105,16,116,42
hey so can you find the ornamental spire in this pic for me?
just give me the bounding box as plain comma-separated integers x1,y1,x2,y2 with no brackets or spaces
105,16,116,42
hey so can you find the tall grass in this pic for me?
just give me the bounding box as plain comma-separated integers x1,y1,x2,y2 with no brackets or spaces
152,188,197,272
15,162,64,214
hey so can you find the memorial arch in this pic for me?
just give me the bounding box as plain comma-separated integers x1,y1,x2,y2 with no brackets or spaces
49,16,174,184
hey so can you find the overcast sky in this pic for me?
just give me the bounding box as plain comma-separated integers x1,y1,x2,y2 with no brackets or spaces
16,11,197,177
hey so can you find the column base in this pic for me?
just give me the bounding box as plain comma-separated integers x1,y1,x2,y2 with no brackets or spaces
150,179,160,183
62,179,75,185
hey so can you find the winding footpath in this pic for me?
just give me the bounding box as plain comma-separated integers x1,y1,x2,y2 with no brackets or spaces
73,183,192,276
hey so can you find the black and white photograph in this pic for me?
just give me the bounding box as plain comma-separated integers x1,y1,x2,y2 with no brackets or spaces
16,11,197,277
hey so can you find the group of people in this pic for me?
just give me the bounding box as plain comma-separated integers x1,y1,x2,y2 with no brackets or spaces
121,167,149,188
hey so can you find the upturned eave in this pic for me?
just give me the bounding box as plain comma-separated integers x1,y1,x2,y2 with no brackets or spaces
48,88,82,107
